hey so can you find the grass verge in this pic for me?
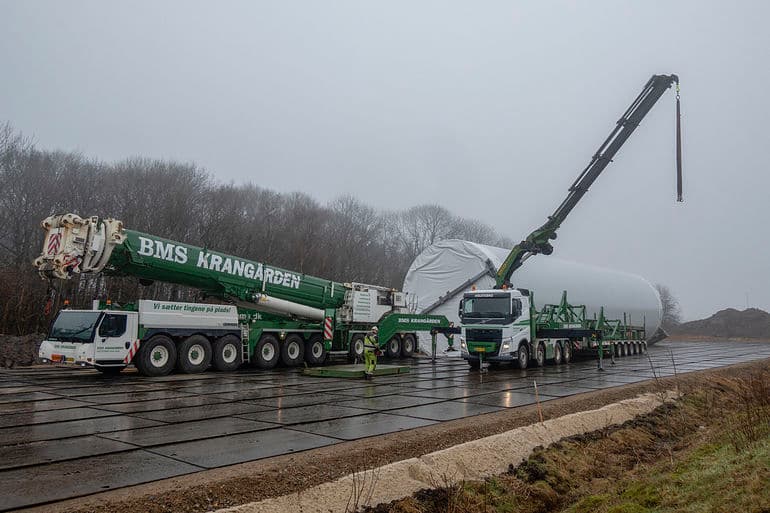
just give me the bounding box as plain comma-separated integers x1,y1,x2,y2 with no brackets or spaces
365,368,770,513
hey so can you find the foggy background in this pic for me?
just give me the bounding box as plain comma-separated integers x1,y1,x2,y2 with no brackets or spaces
2,0,768,320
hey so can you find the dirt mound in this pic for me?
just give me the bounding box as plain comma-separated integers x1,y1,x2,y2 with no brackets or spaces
0,333,45,368
673,308,770,338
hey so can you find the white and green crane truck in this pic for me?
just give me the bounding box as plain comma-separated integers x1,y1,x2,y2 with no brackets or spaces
33,214,451,376
460,74,682,369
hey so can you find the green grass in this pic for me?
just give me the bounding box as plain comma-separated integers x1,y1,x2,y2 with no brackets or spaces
562,432,770,513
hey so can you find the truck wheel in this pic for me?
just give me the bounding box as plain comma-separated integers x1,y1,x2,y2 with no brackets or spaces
517,344,529,370
137,335,177,377
535,343,546,367
177,335,212,374
304,334,327,366
563,341,573,363
255,334,280,369
212,335,242,372
385,336,401,358
553,343,563,365
348,334,365,363
281,334,305,367
401,334,416,357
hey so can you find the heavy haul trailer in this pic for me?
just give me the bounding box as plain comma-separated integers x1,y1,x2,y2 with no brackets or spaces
33,214,450,376
459,289,646,369
460,74,682,368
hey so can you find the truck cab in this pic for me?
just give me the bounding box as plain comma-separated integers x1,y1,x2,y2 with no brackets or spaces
39,306,140,373
458,288,532,368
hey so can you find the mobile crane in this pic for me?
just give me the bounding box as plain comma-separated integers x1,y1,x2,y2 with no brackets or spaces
33,217,450,376
460,74,682,369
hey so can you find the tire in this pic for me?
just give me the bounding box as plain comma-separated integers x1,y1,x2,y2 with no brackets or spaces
517,343,529,370
385,336,401,358
96,365,124,375
177,334,212,374
348,334,365,363
553,342,563,365
254,334,280,369
641,341,647,354
401,334,416,357
281,334,305,367
136,335,177,377
563,341,573,363
304,334,327,366
535,343,546,367
212,335,242,372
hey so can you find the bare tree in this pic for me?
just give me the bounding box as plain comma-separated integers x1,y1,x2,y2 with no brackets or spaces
655,284,683,331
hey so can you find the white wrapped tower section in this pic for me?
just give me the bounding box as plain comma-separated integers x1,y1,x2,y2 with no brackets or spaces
403,240,663,353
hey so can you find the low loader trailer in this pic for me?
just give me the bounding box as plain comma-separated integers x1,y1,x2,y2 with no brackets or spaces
459,289,646,369
34,214,451,376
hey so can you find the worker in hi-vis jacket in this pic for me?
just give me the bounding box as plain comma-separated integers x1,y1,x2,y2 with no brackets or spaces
363,326,380,379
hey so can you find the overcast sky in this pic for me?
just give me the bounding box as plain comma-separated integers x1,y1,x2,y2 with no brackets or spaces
2,1,769,320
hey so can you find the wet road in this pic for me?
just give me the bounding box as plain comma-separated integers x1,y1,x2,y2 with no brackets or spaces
1,339,769,511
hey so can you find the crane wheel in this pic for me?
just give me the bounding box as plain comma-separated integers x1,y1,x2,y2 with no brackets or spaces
348,334,365,363
517,344,529,370
281,334,305,367
255,334,280,369
401,334,416,358
213,335,242,372
553,343,563,365
304,334,327,366
136,335,177,377
177,335,212,374
385,336,401,359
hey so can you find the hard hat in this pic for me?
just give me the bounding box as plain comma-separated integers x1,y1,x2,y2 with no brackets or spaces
371,326,378,333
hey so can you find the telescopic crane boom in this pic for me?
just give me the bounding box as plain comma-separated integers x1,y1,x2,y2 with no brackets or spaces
496,74,682,288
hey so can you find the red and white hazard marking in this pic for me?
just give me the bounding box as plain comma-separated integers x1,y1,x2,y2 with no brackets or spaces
47,233,62,255
124,340,141,364
323,317,333,340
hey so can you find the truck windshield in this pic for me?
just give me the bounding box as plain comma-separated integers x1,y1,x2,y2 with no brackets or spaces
463,296,511,320
49,312,101,343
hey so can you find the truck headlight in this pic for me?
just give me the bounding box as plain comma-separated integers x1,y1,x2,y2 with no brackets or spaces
460,338,466,350
501,341,510,351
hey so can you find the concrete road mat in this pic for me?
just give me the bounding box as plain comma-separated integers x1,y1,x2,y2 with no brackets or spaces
151,428,337,468
0,450,200,511
290,412,436,440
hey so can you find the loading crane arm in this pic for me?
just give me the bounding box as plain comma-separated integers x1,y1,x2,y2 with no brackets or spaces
496,74,682,288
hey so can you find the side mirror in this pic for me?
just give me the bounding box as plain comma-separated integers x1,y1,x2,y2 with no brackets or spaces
458,299,464,320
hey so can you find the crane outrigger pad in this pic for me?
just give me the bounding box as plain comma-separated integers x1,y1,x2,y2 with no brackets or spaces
303,364,410,378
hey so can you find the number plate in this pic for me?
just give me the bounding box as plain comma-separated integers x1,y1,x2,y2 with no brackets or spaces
475,347,486,352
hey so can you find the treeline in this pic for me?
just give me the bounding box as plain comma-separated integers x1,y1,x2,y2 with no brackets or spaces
0,123,511,334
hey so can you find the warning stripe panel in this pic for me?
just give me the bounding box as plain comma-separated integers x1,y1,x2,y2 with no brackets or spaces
123,340,141,364
323,317,333,340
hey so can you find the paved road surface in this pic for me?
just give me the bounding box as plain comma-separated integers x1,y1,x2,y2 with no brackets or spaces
1,339,769,511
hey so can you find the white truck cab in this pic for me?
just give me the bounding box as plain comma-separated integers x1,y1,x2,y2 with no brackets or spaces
39,300,241,376
458,288,532,368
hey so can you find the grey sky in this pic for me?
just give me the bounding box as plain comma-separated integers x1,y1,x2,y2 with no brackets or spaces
2,1,769,320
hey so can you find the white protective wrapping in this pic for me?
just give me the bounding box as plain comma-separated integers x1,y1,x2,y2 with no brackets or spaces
403,240,663,353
